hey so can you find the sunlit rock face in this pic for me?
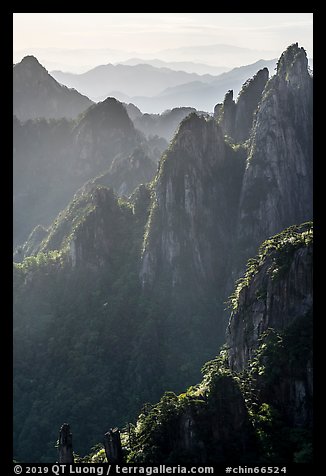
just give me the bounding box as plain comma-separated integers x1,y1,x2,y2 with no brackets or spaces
141,45,312,294
226,223,313,427
227,225,313,372
140,113,245,291
237,44,313,263
215,68,269,143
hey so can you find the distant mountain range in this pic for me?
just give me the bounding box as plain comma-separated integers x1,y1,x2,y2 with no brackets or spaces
51,64,215,102
51,58,279,113
117,59,279,113
15,50,312,115
13,43,313,464
116,58,231,75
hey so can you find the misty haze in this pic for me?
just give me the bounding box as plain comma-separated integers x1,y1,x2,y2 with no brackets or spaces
13,13,313,467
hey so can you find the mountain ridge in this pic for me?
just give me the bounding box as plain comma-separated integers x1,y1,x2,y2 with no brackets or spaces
51,63,215,102
116,57,231,75
113,59,278,113
13,96,166,249
13,43,313,463
13,55,93,120
123,223,313,464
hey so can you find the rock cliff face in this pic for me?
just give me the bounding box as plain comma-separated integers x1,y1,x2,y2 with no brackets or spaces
227,222,313,428
13,56,93,120
237,44,313,262
13,184,149,462
215,68,269,143
227,222,313,371
30,186,135,270
141,44,312,299
14,44,313,464
140,113,246,291
129,375,257,465
128,223,313,464
13,97,166,249
72,97,142,177
138,45,312,373
234,68,269,142
90,149,158,198
215,89,236,137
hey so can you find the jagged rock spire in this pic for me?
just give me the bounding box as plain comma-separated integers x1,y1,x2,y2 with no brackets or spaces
237,43,312,266
276,42,310,84
104,428,123,463
58,423,73,463
215,68,269,143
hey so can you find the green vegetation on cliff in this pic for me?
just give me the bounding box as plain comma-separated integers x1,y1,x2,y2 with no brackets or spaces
14,185,147,462
113,224,313,465
229,222,313,311
13,43,313,465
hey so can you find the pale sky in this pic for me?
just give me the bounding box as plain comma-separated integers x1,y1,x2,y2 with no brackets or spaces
13,13,313,72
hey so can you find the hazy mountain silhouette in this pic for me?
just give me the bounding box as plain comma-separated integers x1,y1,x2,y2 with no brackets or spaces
122,59,278,113
133,107,201,142
117,58,230,75
13,56,93,120
13,43,313,464
51,58,279,113
13,97,166,248
51,64,215,102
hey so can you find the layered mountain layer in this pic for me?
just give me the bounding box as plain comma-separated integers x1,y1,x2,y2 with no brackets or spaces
125,223,313,464
13,56,93,120
13,97,165,249
13,44,313,463
141,43,312,296
237,45,313,264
